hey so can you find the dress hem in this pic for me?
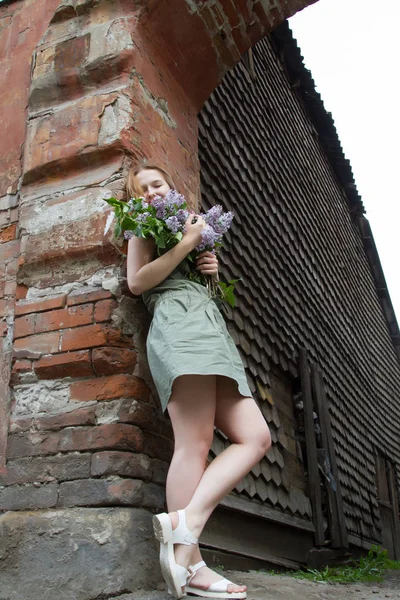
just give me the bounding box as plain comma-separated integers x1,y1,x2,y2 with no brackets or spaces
160,370,253,412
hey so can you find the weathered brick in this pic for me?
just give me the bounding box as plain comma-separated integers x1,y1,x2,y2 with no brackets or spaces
59,423,144,454
35,350,93,379
14,314,35,338
91,451,152,480
0,223,17,242
118,399,158,431
142,482,166,511
13,331,60,357
34,303,93,334
15,293,67,316
8,423,143,458
16,284,28,300
10,360,33,385
70,374,150,402
94,299,117,322
92,347,137,375
0,453,91,486
0,321,8,337
4,279,16,296
0,239,19,262
143,431,174,463
10,406,96,432
54,34,90,71
7,430,61,459
0,482,58,510
67,287,112,306
151,459,169,485
60,324,107,351
58,477,144,507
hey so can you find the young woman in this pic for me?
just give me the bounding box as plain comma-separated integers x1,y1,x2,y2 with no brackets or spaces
126,161,271,599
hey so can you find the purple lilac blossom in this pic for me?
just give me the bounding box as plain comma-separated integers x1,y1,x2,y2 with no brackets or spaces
176,208,189,224
196,224,220,252
165,216,181,234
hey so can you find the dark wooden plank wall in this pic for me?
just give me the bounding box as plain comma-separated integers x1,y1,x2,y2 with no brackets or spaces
198,24,400,546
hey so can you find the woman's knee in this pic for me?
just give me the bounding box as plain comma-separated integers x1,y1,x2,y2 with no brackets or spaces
252,423,272,459
174,429,214,460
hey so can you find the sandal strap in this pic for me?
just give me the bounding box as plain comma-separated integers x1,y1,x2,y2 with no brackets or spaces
175,563,190,588
207,577,233,592
171,509,198,546
187,560,206,583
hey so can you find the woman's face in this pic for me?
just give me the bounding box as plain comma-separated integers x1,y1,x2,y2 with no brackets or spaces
136,168,171,203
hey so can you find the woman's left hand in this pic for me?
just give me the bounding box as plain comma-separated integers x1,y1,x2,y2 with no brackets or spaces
195,251,219,279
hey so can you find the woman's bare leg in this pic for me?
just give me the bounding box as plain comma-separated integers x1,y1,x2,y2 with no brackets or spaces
167,375,271,594
165,375,216,590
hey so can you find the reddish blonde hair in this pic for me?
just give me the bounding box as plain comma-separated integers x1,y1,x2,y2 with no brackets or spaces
126,160,175,200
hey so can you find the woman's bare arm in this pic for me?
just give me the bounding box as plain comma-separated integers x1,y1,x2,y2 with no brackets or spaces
127,215,206,295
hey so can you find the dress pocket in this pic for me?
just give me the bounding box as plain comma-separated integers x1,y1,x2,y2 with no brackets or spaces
158,294,192,333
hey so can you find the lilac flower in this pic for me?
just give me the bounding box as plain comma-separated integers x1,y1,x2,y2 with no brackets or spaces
176,208,189,224
204,205,233,235
165,216,181,234
196,224,220,252
136,212,150,223
164,189,186,208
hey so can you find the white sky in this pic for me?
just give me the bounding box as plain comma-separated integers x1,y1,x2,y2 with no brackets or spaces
289,0,399,325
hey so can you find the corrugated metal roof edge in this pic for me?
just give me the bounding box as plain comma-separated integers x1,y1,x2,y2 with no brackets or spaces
271,21,400,359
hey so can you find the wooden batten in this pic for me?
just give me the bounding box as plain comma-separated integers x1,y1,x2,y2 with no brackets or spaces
311,363,349,549
298,348,324,546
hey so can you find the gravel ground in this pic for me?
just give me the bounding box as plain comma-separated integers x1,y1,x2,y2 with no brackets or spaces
116,569,400,600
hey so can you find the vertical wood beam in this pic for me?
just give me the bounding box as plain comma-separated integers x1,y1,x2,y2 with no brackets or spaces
311,363,348,548
299,348,324,546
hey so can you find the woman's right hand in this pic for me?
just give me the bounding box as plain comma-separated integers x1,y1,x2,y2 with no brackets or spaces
182,213,205,250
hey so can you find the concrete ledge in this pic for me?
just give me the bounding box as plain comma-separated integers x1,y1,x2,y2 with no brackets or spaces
0,507,161,599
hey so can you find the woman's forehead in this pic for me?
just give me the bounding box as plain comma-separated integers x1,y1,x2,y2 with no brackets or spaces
137,169,165,185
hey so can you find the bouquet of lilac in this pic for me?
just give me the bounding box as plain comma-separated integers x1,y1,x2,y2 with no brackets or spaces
104,189,240,307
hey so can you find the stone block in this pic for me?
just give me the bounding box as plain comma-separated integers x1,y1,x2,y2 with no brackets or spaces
70,374,150,402
91,451,152,480
0,508,160,598
58,477,144,507
92,346,137,376
0,482,58,510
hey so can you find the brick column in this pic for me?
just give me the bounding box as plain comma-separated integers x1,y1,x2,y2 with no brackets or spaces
0,0,318,596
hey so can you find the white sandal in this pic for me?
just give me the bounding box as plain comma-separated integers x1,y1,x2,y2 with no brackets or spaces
152,509,198,599
185,560,247,599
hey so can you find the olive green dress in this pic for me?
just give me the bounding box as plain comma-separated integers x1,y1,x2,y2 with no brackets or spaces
142,258,252,412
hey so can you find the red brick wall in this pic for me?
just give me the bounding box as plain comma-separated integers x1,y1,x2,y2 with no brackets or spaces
0,0,317,505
